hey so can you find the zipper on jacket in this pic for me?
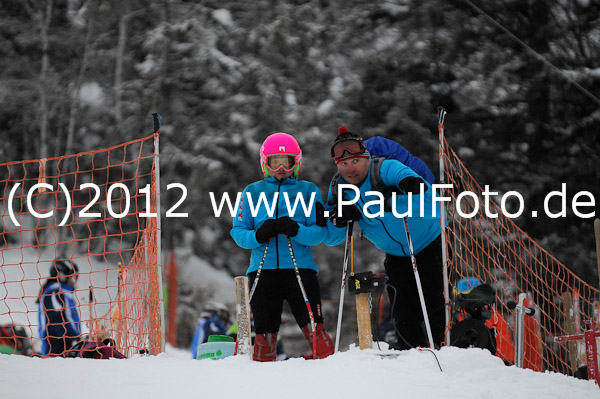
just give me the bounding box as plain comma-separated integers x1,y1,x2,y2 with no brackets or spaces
275,179,283,269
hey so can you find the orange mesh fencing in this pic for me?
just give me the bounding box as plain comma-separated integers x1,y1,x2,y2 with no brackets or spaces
441,134,599,374
0,133,163,357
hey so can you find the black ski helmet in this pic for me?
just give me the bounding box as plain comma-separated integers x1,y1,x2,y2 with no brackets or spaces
50,260,78,284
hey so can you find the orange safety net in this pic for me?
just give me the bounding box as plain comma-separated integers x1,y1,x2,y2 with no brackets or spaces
0,133,163,357
441,134,599,374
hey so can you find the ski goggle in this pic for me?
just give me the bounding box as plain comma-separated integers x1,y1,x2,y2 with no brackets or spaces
267,155,295,172
331,139,366,160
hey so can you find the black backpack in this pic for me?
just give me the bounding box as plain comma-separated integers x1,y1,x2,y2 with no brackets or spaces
450,284,498,355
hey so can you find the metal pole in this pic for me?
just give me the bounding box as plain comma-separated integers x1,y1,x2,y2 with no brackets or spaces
437,106,451,346
334,222,353,353
152,113,165,353
248,240,270,303
402,217,435,350
514,293,527,368
286,237,316,359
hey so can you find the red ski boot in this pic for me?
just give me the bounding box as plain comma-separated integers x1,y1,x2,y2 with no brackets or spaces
253,332,278,362
302,323,334,359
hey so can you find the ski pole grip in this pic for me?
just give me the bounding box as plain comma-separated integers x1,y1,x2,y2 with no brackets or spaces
437,106,446,125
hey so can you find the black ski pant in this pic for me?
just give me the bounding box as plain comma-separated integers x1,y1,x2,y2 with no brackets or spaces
384,235,445,349
248,269,324,335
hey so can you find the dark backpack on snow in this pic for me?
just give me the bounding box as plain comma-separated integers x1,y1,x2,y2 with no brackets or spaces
65,338,127,359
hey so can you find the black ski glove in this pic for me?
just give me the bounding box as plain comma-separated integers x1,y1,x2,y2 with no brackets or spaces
277,216,299,237
315,202,327,227
330,204,361,228
398,176,427,194
256,219,278,243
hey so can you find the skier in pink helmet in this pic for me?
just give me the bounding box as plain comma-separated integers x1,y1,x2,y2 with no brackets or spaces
231,132,334,361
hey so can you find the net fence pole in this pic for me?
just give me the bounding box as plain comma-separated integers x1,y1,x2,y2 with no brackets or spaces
437,107,451,346
152,114,165,353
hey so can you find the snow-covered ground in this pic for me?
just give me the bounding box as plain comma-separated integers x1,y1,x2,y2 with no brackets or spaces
0,235,597,398
2,344,597,398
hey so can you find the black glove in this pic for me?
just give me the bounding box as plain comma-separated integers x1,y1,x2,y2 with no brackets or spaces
315,202,327,227
256,219,278,243
398,176,427,194
277,216,299,237
329,204,361,228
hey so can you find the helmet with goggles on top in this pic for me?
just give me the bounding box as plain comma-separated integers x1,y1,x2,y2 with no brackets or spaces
330,126,369,164
259,132,302,178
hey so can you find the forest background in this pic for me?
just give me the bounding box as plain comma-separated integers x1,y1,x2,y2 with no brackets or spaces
1,0,598,347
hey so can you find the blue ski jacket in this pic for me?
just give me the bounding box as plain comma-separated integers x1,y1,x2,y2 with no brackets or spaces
324,158,441,256
38,282,81,355
231,177,326,274
364,136,435,185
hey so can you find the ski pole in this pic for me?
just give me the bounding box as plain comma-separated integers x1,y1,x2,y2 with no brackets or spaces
402,217,435,350
242,240,269,360
88,286,95,341
248,240,270,303
286,237,317,360
334,221,354,353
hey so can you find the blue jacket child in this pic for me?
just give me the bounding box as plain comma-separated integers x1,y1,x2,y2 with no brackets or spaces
230,132,335,361
38,261,81,356
231,177,326,273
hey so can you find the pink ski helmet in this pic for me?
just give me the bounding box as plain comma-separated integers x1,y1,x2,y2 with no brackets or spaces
259,132,302,178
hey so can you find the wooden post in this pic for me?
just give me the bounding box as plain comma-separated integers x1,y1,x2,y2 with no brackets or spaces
234,276,253,358
562,292,578,374
355,293,372,350
555,321,600,386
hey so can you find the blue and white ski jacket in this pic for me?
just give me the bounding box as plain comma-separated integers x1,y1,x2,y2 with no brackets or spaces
325,158,441,257
38,282,81,355
231,177,326,274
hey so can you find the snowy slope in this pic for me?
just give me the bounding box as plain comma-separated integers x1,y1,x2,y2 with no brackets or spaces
1,243,597,398
2,344,597,399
